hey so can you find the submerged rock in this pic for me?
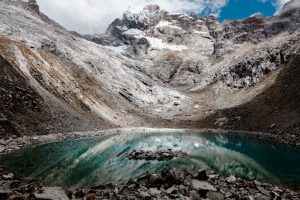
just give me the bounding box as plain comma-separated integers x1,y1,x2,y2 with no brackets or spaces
125,149,187,161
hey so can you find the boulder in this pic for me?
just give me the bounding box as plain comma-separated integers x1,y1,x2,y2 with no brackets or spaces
193,168,209,180
207,191,225,200
149,188,161,196
140,191,151,199
166,186,177,194
0,189,12,200
2,173,14,180
34,187,69,200
191,179,217,192
226,175,237,183
189,190,201,200
257,186,271,197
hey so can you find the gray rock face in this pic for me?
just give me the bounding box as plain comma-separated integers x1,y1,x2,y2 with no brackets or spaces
99,2,300,95
28,0,39,13
278,0,300,23
107,5,167,35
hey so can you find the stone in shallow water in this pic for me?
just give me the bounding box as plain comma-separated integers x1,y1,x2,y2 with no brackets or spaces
257,186,271,197
34,187,69,200
226,175,237,183
2,173,14,180
191,179,217,192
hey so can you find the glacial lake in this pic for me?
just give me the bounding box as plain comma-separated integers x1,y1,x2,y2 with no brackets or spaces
1,129,300,188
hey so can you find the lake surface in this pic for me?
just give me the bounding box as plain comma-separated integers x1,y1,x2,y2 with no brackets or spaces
1,129,300,188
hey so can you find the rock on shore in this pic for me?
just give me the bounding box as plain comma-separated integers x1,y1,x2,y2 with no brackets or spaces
0,166,299,200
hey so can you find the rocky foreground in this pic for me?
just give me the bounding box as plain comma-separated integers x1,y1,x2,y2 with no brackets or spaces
0,166,299,200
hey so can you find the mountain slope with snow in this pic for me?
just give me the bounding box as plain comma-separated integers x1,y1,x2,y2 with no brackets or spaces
0,0,299,138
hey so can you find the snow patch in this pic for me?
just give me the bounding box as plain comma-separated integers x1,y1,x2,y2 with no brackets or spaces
105,45,128,53
156,21,182,30
123,28,145,38
146,37,188,51
249,12,263,17
121,28,188,51
127,5,145,14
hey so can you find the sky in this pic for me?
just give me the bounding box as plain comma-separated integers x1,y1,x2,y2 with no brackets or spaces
36,0,291,34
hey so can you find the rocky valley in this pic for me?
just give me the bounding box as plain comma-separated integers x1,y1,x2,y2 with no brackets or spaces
0,0,299,138
0,0,300,199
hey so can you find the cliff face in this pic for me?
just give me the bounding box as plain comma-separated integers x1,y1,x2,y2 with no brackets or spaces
0,0,299,138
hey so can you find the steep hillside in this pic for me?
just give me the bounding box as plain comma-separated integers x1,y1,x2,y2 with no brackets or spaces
0,38,113,138
195,55,300,145
0,0,193,137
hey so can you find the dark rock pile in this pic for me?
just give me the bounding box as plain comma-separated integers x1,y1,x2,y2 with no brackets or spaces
125,149,188,161
67,168,300,199
1,165,299,200
74,168,300,200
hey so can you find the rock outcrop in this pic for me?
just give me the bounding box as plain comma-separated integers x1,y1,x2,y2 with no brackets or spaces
97,2,299,93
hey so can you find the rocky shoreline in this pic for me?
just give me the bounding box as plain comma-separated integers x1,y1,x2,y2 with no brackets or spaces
1,128,300,156
0,166,299,200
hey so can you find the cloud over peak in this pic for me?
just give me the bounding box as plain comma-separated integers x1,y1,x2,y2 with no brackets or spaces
36,0,228,34
36,0,291,34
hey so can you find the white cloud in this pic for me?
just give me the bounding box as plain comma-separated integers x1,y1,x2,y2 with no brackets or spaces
272,0,291,10
275,0,300,15
258,0,292,11
36,0,228,34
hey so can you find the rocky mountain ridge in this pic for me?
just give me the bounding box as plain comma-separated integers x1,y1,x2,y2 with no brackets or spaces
0,0,299,139
97,3,299,90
